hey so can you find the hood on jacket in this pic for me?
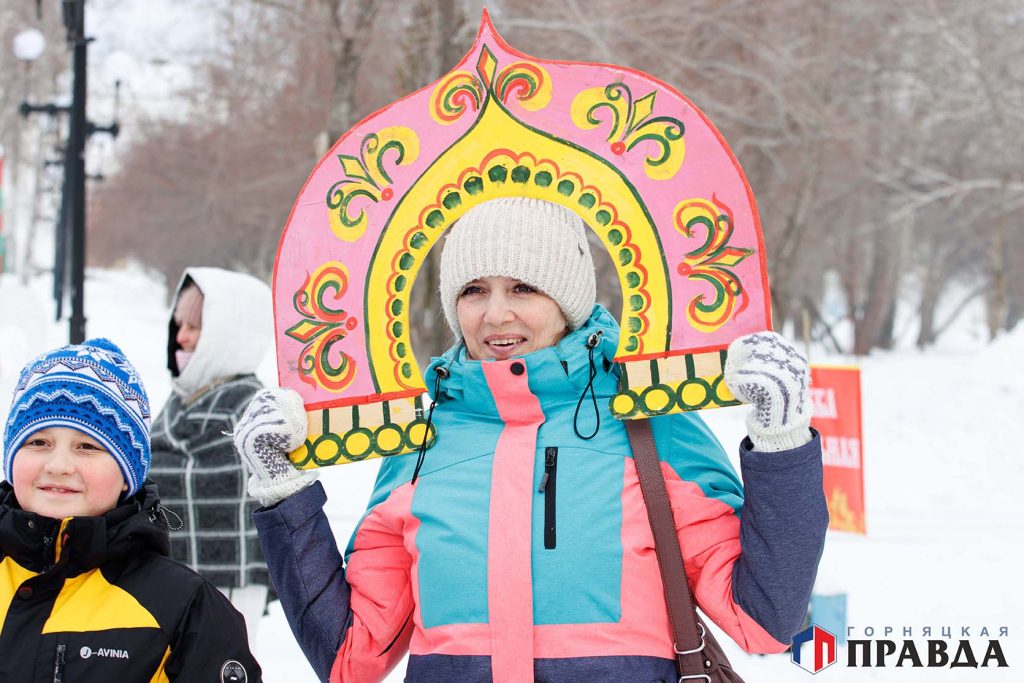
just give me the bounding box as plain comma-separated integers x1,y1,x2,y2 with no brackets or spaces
0,480,170,574
167,267,272,399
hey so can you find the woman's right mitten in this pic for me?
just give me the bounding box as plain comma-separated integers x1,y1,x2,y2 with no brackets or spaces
233,388,318,507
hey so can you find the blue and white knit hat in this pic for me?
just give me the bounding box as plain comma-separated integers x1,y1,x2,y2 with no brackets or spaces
3,338,152,497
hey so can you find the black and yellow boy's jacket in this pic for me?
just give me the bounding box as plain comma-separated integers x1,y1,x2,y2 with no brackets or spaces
0,481,261,682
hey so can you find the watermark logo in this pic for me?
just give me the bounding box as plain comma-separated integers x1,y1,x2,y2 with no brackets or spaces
792,625,839,674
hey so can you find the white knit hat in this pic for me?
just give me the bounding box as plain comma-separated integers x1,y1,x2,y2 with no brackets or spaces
439,197,596,338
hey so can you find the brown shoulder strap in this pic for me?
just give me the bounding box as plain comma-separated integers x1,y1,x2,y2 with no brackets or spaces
625,418,709,678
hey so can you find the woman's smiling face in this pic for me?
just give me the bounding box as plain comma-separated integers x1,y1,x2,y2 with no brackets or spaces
456,276,568,360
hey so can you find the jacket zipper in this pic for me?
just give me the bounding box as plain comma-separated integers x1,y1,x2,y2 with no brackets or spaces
538,447,558,549
53,643,66,683
41,531,56,570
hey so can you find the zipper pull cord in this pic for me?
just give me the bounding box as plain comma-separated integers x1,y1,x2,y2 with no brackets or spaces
412,367,447,485
573,332,602,440
152,504,184,531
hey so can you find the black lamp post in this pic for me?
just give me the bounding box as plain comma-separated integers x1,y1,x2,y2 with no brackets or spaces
63,0,88,344
19,0,119,344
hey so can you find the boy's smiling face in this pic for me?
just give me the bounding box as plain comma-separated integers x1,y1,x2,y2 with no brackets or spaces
12,427,126,518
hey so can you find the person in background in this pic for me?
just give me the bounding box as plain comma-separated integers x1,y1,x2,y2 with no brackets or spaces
0,338,260,682
149,267,274,645
235,198,827,682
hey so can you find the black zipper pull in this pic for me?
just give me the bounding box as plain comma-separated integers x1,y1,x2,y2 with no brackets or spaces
539,448,557,493
540,447,558,549
53,643,66,683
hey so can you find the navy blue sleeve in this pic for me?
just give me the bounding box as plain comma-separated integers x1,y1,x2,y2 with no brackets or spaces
732,430,828,643
253,481,350,683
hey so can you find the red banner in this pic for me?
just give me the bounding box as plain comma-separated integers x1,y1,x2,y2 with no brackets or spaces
810,366,866,534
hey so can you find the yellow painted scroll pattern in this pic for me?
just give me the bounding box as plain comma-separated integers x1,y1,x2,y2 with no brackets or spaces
429,71,484,125
285,261,359,393
493,61,552,111
674,196,753,334
326,126,420,242
571,82,686,181
430,47,552,125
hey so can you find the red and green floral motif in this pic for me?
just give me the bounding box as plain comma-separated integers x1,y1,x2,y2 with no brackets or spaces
286,262,359,392
674,197,753,333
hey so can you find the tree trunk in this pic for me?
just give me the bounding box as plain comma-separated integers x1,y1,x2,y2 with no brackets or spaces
985,202,1008,340
876,296,898,350
916,278,940,348
1005,290,1021,332
770,133,824,333
915,239,943,349
325,0,383,143
852,222,898,356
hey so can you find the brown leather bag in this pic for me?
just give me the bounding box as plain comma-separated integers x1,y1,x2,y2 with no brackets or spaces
626,418,746,683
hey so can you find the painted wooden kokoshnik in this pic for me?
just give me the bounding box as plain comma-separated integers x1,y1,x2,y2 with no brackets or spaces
273,11,772,469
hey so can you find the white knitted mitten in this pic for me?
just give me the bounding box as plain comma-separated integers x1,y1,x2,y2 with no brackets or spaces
724,331,813,453
233,388,318,507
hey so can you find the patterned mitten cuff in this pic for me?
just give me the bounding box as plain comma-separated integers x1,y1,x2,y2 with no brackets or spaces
233,388,319,507
724,331,813,453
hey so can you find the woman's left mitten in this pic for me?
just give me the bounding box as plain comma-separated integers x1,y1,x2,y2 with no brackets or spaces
724,331,813,452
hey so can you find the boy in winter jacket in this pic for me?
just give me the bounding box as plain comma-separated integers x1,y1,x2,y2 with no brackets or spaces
0,338,260,682
149,267,275,641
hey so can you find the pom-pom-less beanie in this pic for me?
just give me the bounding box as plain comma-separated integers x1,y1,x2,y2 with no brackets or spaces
439,198,596,338
3,338,152,497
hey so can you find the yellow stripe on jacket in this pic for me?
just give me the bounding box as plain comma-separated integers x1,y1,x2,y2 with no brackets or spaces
43,569,160,633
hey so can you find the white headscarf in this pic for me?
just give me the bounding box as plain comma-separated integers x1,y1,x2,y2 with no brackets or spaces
168,267,272,399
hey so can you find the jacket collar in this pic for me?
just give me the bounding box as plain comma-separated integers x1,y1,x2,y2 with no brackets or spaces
424,304,621,417
0,480,170,575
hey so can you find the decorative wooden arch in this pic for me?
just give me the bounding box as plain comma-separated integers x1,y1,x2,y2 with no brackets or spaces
273,11,771,468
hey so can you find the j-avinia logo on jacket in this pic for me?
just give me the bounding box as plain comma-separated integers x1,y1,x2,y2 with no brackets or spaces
79,645,130,660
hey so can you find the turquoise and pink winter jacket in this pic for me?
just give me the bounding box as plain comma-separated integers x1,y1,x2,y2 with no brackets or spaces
254,306,828,682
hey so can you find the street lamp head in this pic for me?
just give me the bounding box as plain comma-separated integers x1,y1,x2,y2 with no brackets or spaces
13,28,46,62
61,0,85,41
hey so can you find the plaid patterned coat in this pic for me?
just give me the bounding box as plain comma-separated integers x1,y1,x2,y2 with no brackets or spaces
150,374,269,589
149,267,274,591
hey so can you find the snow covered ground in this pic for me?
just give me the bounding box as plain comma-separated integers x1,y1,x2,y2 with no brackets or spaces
1,267,1020,682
